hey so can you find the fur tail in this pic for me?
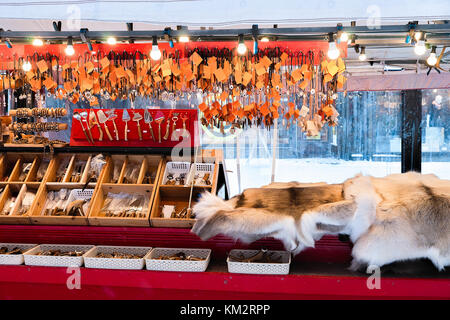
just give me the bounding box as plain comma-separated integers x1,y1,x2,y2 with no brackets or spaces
191,192,235,240
191,192,302,251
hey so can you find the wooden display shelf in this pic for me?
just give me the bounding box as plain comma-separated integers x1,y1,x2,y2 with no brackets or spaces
101,154,162,185
0,183,39,225
29,153,108,226
29,183,93,226
0,149,224,228
150,156,219,228
150,185,210,228
88,184,155,227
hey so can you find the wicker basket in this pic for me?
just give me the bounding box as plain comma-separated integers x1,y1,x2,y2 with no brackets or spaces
145,247,211,272
0,243,37,265
24,244,94,267
63,189,94,213
186,163,215,187
83,246,152,270
227,249,291,275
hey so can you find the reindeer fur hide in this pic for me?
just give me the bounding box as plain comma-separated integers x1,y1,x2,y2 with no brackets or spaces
192,172,450,272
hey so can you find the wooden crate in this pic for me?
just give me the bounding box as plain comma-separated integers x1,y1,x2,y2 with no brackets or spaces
101,155,162,185
88,184,155,227
0,184,39,225
0,153,31,183
150,185,211,228
29,184,92,226
23,155,52,184
29,154,108,226
149,156,219,228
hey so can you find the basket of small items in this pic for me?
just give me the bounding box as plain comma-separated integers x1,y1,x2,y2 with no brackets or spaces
161,162,191,185
145,247,211,272
83,246,152,270
227,249,291,275
186,163,215,187
23,244,94,267
0,243,37,265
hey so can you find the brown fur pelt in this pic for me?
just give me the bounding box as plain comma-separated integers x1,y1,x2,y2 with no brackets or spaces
192,172,450,272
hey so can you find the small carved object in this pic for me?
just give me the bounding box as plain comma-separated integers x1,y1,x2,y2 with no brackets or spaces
96,252,144,259
228,249,282,264
0,247,23,255
154,251,205,261
37,250,85,256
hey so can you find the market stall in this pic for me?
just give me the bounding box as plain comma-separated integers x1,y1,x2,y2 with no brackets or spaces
0,9,449,300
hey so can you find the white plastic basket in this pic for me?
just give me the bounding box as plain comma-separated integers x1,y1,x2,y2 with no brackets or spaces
63,189,95,215
227,249,291,275
84,246,152,270
145,247,211,272
161,162,191,185
0,243,37,265
186,163,215,187
24,244,94,267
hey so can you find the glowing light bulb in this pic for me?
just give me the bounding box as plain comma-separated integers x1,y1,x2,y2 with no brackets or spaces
65,45,75,56
22,61,32,72
327,41,340,60
340,32,349,42
414,40,426,55
179,36,189,43
32,38,43,46
261,37,269,42
414,32,422,41
150,36,161,60
150,44,161,60
237,34,247,55
107,37,117,45
359,47,367,61
427,46,438,66
237,43,247,55
427,52,437,66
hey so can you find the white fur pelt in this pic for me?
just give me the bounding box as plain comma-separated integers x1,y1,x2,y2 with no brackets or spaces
192,172,450,272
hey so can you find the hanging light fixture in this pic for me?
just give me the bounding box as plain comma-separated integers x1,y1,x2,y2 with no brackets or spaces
65,36,75,56
414,31,422,42
327,33,340,60
427,46,438,66
237,34,247,55
414,32,426,56
22,60,32,72
358,46,367,61
150,36,161,60
340,32,349,42
107,37,117,45
32,38,43,46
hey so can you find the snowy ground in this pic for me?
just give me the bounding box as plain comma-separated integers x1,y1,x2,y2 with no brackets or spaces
223,158,449,197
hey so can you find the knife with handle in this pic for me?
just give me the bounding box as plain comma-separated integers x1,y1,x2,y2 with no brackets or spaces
74,111,93,144
144,109,155,141
122,109,131,142
97,109,113,141
89,109,103,142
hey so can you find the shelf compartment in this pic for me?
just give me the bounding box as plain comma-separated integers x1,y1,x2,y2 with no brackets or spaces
0,184,38,225
88,184,154,227
150,185,210,228
30,184,94,226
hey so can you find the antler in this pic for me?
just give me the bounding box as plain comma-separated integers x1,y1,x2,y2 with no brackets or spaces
436,46,448,72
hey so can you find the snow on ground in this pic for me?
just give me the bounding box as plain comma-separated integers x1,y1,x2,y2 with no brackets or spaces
223,158,449,197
